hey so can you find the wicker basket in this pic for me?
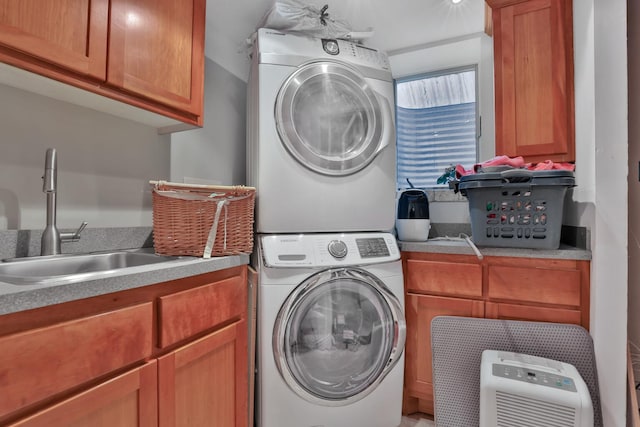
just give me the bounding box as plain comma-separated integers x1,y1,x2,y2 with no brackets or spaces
150,180,255,257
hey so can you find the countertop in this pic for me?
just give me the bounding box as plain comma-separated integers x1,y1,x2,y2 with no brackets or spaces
399,238,591,260
0,228,588,315
0,253,250,316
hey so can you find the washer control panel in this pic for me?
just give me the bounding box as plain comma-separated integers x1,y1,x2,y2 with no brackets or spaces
261,232,399,267
356,237,391,258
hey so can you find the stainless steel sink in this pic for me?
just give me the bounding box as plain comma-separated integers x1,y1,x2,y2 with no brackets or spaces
0,249,181,285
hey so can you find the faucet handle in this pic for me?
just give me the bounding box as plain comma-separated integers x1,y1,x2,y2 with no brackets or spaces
42,148,57,193
61,221,88,242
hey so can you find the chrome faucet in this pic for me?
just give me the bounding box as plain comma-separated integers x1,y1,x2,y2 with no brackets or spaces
41,148,87,256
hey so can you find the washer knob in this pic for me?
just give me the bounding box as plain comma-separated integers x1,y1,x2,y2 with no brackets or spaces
327,240,348,259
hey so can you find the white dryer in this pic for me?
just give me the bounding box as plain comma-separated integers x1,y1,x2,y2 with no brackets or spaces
255,232,405,427
247,28,397,233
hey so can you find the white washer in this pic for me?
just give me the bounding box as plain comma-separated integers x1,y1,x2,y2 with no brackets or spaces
247,28,397,233
255,232,405,427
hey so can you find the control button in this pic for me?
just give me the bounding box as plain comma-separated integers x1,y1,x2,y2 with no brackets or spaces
327,240,348,258
322,39,340,55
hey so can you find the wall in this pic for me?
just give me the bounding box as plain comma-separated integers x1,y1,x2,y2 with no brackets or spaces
388,33,494,224
0,55,248,233
388,5,630,423
629,0,640,407
573,1,628,425
0,84,170,231
170,58,247,185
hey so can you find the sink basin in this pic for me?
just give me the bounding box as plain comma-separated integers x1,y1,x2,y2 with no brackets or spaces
0,249,181,285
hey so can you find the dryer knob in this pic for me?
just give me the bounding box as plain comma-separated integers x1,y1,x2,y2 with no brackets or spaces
327,240,348,259
323,39,340,55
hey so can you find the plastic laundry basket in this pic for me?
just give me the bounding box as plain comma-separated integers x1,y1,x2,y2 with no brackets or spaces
459,169,575,249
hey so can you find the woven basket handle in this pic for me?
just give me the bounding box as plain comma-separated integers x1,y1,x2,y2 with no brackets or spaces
203,200,228,258
151,185,253,203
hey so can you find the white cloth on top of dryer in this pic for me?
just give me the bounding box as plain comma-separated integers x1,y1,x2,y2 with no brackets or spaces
257,0,371,41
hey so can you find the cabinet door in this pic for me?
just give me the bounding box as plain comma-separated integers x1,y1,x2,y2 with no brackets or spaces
9,362,157,427
0,0,108,79
158,321,248,427
108,0,205,119
0,302,153,419
404,294,484,415
485,302,582,324
158,273,247,348
486,256,590,328
404,254,483,298
490,0,574,163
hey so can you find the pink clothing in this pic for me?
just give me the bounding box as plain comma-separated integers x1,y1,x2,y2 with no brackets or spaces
455,156,575,178
526,160,576,171
473,155,526,173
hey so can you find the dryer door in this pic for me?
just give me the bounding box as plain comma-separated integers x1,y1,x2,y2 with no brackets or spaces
273,267,406,406
275,60,392,176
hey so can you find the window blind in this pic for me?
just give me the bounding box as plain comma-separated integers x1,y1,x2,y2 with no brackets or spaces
396,102,477,189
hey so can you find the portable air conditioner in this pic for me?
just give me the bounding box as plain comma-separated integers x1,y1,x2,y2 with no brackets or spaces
480,350,593,427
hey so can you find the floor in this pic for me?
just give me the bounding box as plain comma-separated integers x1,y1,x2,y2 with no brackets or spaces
399,414,435,427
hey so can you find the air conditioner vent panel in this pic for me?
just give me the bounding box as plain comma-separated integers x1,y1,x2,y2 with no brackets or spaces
480,350,593,427
496,390,576,427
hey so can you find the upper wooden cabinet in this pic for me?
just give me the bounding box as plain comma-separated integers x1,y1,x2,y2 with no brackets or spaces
487,0,575,163
0,0,108,79
108,0,204,117
0,0,204,127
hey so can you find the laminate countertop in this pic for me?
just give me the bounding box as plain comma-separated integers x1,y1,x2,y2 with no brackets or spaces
0,253,249,316
399,238,591,261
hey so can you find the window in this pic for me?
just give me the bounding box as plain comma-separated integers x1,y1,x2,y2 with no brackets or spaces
395,66,479,189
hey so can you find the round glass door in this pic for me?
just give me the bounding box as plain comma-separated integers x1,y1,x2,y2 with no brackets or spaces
275,61,387,176
273,268,405,406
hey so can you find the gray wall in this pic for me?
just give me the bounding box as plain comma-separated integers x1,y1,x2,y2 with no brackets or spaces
0,57,249,232
628,0,640,405
0,84,170,231
170,58,247,186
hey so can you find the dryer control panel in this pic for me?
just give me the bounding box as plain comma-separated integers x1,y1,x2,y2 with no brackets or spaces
256,28,392,76
261,232,400,267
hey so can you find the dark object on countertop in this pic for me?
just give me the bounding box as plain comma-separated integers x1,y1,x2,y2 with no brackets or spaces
397,187,429,220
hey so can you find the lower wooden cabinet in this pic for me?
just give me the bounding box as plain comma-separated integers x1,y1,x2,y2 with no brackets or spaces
403,294,484,415
401,251,590,416
9,362,158,427
0,302,153,419
158,321,248,427
0,266,249,427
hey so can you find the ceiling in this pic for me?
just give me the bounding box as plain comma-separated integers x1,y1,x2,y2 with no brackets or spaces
205,0,485,81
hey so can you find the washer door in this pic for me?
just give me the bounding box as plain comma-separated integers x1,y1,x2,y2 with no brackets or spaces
273,268,406,406
275,61,392,176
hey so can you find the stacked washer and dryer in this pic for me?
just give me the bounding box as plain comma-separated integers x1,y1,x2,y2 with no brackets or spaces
248,28,406,427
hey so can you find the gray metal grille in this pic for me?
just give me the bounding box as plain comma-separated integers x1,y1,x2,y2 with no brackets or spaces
495,391,576,427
